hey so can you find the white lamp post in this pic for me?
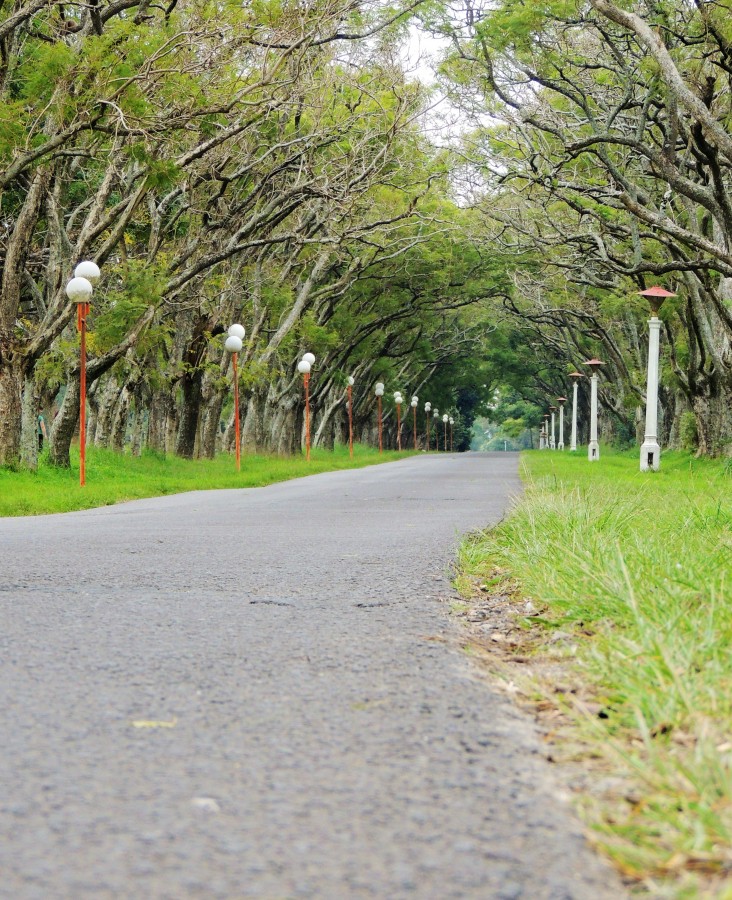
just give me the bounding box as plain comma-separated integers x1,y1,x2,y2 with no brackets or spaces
638,287,675,472
394,391,403,450
347,375,355,459
556,397,567,450
442,413,448,451
410,396,418,450
225,323,245,471
543,414,550,449
66,261,100,486
424,401,432,450
298,353,314,461
585,358,604,461
375,382,384,453
549,406,557,450
568,371,583,451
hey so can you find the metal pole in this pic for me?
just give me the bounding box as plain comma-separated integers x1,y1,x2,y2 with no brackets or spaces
78,302,89,487
396,403,401,451
304,372,311,462
413,405,417,450
426,417,430,452
571,381,578,451
348,384,353,459
233,352,240,471
378,396,382,453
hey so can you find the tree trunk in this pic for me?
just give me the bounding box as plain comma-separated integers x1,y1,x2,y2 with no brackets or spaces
0,334,22,467
19,370,39,470
691,373,732,456
49,376,80,468
200,389,226,459
175,374,203,459
93,374,121,448
147,388,172,453
86,381,101,447
240,388,266,452
109,384,131,452
130,386,146,457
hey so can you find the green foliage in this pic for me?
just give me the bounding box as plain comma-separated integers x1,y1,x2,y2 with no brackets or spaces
91,263,165,351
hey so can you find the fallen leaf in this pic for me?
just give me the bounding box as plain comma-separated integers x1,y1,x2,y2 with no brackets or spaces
131,718,177,729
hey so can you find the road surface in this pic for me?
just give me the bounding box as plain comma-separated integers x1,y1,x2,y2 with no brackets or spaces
0,452,626,899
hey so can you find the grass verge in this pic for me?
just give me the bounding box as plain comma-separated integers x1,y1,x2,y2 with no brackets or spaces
0,443,412,517
455,448,732,899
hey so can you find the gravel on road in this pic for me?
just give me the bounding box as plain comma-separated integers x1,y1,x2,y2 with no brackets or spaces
0,452,627,899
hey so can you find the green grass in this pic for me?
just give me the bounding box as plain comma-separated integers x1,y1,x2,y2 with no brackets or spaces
0,443,412,516
459,447,732,895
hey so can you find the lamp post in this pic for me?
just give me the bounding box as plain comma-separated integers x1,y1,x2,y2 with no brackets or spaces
549,406,557,449
433,409,439,450
393,391,403,450
298,352,315,461
568,372,583,451
224,323,245,471
66,261,100,486
347,375,355,458
442,414,448,451
556,397,567,450
638,287,675,472
375,382,384,453
411,396,418,450
449,416,454,451
424,402,432,450
585,358,604,461
543,414,550,449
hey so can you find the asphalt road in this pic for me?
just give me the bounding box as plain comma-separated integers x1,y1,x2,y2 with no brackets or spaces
0,452,626,899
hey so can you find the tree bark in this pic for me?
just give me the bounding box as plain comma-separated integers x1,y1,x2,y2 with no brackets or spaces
49,377,79,468
19,369,39,470
0,341,22,467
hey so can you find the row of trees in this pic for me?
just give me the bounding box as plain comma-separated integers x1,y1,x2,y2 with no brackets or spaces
427,0,732,455
4,0,728,470
0,0,505,470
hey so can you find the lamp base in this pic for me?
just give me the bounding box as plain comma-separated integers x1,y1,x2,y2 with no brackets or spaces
588,440,600,461
640,439,660,472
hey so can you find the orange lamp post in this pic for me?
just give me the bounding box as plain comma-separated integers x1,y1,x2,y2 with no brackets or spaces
375,382,384,452
410,396,418,450
347,375,355,458
66,261,100,487
449,416,454,451
424,401,432,449
225,323,245,471
298,352,315,461
442,414,448,451
394,391,403,450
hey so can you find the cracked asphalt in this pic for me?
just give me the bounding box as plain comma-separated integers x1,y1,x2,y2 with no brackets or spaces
0,452,627,899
